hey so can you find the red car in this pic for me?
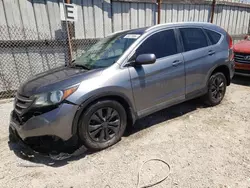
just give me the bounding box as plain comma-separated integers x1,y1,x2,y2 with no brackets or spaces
234,35,250,76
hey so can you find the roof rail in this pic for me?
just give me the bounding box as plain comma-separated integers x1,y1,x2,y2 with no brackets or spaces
107,29,132,36
146,21,213,32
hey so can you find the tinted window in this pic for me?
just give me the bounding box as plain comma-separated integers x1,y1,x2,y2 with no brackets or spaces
136,29,177,59
205,29,221,45
180,28,208,52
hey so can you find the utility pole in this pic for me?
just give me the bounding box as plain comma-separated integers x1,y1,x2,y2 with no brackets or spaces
210,0,216,23
248,19,250,34
157,0,161,24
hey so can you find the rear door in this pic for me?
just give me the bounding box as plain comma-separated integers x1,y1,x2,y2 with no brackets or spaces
128,29,185,116
178,27,214,96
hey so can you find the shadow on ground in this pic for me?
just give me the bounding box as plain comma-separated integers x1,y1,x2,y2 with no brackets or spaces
8,98,206,167
232,75,250,86
124,98,206,136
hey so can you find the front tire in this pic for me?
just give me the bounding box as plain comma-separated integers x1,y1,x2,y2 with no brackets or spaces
204,72,227,106
78,100,127,151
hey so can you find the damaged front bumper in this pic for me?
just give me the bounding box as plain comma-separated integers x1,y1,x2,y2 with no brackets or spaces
10,103,79,141
8,127,87,160
9,103,87,160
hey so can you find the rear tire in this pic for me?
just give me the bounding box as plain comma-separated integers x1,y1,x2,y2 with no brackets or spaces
204,72,227,106
78,100,127,151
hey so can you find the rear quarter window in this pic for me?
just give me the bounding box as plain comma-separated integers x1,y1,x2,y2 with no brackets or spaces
204,29,222,45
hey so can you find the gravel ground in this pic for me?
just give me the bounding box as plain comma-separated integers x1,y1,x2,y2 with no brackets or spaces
0,76,249,188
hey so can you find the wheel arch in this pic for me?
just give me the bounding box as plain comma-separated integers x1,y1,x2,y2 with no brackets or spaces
208,65,231,86
71,92,137,136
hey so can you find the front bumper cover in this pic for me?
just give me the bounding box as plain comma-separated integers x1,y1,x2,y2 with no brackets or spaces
234,62,250,76
10,103,79,141
8,103,89,160
8,127,87,160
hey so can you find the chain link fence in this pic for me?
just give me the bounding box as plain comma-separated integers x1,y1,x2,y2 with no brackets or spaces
0,23,98,99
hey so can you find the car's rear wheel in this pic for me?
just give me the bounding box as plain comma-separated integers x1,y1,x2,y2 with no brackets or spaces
78,100,127,151
204,72,227,106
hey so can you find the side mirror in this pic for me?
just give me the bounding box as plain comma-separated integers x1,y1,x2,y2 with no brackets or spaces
244,35,250,40
134,54,156,66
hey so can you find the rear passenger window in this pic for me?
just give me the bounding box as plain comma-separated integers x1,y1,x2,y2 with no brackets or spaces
180,28,208,52
205,29,221,45
136,29,177,59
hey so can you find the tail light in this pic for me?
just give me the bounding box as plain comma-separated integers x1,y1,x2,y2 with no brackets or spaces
227,33,233,49
227,33,234,61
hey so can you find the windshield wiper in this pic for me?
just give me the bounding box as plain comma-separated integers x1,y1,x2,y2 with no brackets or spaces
70,64,90,70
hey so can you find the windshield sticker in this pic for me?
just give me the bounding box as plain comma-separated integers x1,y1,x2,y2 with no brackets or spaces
124,34,141,39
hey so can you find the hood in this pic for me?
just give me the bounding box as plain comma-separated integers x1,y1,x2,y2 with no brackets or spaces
18,66,104,96
233,40,250,53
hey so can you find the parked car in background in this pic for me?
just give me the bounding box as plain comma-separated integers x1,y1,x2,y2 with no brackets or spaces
233,35,250,76
9,22,234,152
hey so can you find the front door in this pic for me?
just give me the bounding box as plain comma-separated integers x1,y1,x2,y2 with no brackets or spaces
128,29,185,117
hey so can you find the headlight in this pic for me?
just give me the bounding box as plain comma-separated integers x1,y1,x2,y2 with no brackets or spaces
33,86,78,107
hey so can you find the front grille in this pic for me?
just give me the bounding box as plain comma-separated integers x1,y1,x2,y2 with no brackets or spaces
234,52,250,64
14,93,34,116
12,110,22,124
13,94,57,125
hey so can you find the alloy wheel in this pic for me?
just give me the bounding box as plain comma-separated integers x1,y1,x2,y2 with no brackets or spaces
88,107,121,142
210,76,225,101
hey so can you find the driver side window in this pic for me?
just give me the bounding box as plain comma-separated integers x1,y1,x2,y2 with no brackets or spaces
136,29,177,59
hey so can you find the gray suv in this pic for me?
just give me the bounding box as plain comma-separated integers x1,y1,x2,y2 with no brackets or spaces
10,22,234,151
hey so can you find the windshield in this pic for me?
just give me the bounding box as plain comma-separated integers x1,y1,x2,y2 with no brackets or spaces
73,33,140,70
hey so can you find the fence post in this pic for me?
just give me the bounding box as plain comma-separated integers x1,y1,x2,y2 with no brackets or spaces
157,0,161,24
248,19,250,34
63,0,73,65
210,0,216,23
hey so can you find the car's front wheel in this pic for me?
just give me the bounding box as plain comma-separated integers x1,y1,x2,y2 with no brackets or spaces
78,100,127,151
204,72,227,106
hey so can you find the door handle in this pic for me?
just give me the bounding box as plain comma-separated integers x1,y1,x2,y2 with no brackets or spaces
172,60,183,66
208,50,215,56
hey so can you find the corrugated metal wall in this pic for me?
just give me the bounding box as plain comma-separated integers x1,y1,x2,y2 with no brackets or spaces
0,0,249,40
160,4,211,23
160,2,250,35
0,0,156,39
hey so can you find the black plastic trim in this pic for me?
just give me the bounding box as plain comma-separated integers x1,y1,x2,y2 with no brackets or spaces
71,92,137,135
